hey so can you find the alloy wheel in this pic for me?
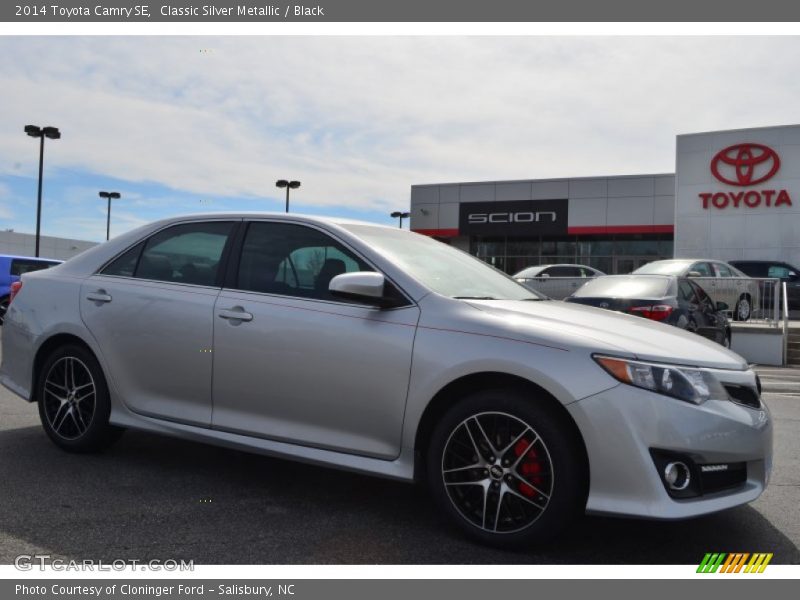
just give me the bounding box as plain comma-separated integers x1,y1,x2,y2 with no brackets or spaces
441,411,554,534
737,297,751,321
42,356,96,440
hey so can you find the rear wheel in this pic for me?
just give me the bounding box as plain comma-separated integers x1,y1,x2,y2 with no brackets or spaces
734,294,752,321
426,389,587,548
36,344,123,453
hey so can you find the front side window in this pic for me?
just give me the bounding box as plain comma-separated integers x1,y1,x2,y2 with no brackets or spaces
236,222,371,301
102,222,234,286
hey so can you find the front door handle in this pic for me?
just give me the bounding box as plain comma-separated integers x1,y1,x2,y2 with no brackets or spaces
218,307,253,322
86,291,112,303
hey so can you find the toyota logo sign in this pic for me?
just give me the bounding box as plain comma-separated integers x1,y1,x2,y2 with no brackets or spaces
710,143,781,187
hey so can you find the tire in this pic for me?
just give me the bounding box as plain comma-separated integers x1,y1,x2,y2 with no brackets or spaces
734,294,752,321
0,296,8,326
426,388,588,548
36,343,124,453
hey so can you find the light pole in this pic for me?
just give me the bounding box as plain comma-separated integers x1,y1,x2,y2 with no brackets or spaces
390,211,410,229
24,125,61,257
276,180,301,213
99,191,121,241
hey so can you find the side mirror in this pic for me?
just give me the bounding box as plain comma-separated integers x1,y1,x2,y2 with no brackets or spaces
329,272,401,308
538,273,550,279
716,301,729,312
687,271,702,278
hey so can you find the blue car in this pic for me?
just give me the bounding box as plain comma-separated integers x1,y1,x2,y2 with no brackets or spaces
0,254,62,324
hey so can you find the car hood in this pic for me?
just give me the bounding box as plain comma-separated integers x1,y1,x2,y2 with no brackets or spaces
463,299,747,371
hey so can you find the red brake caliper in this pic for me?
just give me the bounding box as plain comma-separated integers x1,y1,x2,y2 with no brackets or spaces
513,438,543,498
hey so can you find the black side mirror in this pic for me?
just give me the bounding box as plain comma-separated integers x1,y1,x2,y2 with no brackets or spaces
716,301,729,312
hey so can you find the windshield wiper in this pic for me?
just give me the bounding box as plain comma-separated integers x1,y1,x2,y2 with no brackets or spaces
454,296,497,300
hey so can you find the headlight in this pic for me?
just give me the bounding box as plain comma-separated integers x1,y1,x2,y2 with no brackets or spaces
593,355,728,404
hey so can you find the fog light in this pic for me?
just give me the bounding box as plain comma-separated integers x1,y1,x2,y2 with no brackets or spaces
664,461,691,491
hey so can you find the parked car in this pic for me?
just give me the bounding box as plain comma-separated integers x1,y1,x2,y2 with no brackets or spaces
633,259,759,321
0,214,770,548
513,264,605,300
729,260,800,312
0,254,62,325
565,274,731,347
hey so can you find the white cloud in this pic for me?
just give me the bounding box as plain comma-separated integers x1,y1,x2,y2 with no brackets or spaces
2,36,800,216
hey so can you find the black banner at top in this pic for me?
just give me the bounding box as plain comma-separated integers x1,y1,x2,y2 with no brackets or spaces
4,0,800,22
459,199,568,237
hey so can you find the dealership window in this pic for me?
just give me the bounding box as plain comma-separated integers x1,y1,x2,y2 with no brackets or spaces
470,233,673,275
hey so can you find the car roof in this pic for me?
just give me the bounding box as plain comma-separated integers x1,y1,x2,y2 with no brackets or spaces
148,211,394,229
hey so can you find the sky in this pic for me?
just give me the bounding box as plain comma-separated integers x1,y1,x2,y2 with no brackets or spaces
1,36,800,242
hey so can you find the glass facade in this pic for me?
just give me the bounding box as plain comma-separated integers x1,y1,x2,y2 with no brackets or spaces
470,233,674,275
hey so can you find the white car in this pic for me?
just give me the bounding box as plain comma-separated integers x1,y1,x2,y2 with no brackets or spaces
513,264,605,300
0,213,771,547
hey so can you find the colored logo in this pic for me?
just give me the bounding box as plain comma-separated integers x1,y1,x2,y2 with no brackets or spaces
697,552,773,573
711,143,781,187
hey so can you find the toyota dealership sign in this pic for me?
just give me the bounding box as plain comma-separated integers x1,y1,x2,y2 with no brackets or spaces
675,125,800,264
699,143,792,209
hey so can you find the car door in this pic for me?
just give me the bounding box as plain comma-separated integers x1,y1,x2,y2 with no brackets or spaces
80,220,237,426
211,220,420,460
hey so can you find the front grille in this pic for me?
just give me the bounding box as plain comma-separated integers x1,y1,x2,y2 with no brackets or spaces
699,462,747,494
724,384,762,409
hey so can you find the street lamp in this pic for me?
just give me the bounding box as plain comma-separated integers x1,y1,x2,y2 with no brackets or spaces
390,211,410,229
24,125,61,257
98,191,121,241
275,180,301,213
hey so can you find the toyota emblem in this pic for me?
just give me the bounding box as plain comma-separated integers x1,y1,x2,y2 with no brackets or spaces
710,143,780,187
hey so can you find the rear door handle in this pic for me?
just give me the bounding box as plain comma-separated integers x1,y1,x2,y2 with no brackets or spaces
86,291,112,303
218,308,253,322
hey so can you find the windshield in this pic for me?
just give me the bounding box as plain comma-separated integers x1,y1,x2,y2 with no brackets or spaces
633,260,690,275
572,276,673,298
342,225,543,300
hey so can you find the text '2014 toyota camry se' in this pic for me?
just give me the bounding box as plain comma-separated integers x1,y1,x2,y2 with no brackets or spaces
0,214,772,547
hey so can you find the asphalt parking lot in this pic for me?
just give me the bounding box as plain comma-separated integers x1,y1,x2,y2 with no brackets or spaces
0,345,797,565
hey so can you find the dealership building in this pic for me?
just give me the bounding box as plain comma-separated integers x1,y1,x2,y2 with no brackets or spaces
409,124,800,274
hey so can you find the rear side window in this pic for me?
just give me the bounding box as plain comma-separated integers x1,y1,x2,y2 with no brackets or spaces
102,222,234,286
546,266,581,277
102,242,145,278
714,263,734,277
10,259,58,276
572,276,672,298
678,281,698,304
731,262,767,277
691,262,714,276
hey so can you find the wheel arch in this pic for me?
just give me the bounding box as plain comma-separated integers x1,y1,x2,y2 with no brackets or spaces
32,333,98,403
413,371,589,485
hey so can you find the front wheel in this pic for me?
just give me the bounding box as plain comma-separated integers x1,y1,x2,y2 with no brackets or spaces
426,389,587,548
36,344,123,453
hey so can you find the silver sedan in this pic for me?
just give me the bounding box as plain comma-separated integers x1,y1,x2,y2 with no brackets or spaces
0,214,772,548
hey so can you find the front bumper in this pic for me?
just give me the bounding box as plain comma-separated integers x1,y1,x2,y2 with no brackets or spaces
567,373,772,519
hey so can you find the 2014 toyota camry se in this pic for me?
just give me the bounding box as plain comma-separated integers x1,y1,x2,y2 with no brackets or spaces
0,214,772,547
